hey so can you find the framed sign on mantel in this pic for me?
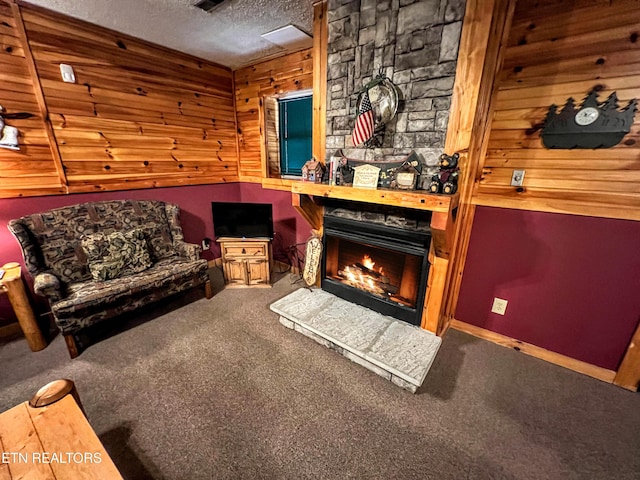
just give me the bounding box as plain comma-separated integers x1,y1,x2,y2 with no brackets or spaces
352,164,381,189
334,150,423,189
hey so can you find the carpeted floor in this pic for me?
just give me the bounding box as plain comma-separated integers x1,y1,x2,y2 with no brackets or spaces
1,268,639,480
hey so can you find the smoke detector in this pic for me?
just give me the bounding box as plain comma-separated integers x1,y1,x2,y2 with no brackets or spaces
194,0,225,12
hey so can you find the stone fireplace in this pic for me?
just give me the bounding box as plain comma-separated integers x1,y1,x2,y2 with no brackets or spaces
325,0,465,169
277,0,467,390
289,0,464,335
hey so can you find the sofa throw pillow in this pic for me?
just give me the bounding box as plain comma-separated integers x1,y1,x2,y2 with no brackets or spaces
81,228,153,281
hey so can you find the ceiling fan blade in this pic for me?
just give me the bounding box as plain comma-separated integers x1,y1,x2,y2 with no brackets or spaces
3,112,36,119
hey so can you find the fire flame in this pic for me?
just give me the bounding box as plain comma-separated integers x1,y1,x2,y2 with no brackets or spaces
363,255,383,275
337,254,389,297
335,252,412,308
362,255,375,270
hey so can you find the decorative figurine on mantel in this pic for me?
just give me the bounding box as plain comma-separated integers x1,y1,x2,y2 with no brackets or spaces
301,158,325,183
429,152,460,195
390,158,421,190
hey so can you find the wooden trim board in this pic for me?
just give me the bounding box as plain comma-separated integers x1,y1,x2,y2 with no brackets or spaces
312,0,328,164
437,0,518,334
449,319,617,384
613,320,640,391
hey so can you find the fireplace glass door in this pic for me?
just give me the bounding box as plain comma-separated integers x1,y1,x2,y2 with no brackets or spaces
321,215,430,325
324,237,422,309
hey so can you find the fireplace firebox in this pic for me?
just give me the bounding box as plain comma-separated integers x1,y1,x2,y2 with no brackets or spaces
321,207,431,326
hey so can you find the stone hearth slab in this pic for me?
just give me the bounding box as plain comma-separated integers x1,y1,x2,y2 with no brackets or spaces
270,288,441,392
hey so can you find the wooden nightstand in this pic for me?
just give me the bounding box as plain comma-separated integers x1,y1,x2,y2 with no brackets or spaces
217,238,272,288
0,263,47,351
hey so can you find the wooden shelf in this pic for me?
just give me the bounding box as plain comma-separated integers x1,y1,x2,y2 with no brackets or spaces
291,182,459,213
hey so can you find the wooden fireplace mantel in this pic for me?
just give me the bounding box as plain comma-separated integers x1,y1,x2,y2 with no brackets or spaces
290,181,459,335
291,182,458,258
291,183,458,213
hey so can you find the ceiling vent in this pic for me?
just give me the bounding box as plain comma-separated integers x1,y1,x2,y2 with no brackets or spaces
261,25,313,51
194,0,225,12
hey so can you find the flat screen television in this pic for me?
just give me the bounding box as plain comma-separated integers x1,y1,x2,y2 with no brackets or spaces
211,202,274,239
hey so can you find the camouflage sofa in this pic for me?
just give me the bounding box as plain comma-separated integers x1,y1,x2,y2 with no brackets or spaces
9,200,212,358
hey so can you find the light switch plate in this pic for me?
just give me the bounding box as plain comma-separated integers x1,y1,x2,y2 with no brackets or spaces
60,64,76,84
511,169,525,187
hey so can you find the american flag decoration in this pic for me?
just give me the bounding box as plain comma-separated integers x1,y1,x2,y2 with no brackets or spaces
351,90,375,147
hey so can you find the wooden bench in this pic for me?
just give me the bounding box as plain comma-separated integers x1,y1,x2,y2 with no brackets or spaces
0,380,122,479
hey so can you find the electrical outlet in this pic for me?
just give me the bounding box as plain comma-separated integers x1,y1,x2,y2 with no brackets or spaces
491,297,508,315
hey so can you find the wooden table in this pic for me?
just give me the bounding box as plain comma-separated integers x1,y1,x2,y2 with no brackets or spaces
0,384,123,479
0,263,46,351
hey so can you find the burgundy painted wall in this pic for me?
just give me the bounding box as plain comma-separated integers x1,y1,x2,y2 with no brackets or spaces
239,183,312,264
455,206,640,371
0,183,309,326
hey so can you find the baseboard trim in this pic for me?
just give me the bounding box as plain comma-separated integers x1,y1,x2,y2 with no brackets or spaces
208,258,223,268
0,322,23,340
449,319,617,384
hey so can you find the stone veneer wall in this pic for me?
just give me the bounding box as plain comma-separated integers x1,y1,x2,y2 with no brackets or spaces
325,0,466,179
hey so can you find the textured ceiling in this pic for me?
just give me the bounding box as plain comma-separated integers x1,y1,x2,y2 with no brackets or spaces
22,0,316,69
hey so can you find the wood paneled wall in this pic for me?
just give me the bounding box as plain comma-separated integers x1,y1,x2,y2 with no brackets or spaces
0,0,238,198
234,49,313,180
474,0,640,221
0,0,65,197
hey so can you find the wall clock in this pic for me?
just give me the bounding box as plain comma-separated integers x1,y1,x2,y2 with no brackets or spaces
541,89,637,149
574,106,599,126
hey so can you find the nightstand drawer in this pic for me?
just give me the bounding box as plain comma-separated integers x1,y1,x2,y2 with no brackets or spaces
223,244,266,257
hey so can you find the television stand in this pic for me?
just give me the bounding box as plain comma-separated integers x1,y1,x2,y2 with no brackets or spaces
217,237,272,288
